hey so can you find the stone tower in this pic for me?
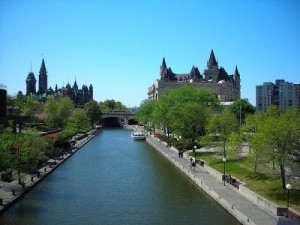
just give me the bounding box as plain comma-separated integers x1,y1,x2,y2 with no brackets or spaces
26,71,36,95
38,59,48,93
203,50,219,82
89,84,93,100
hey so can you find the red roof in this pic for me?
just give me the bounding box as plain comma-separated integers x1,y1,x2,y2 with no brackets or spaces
44,131,65,142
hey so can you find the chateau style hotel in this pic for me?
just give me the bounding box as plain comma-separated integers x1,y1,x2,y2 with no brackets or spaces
148,50,240,102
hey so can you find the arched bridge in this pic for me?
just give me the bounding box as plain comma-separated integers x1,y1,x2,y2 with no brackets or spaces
101,112,136,127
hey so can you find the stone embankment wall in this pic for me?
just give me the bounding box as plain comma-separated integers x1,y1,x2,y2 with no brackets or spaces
0,128,97,215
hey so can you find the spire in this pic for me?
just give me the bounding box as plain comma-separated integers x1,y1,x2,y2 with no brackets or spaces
207,49,218,68
162,57,167,68
39,58,47,73
234,66,240,77
73,79,78,90
160,57,168,79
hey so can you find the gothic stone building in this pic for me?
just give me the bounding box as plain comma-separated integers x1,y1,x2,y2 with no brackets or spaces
26,59,93,106
148,50,240,102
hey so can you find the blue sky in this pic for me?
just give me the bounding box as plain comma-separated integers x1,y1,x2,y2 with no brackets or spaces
0,0,299,107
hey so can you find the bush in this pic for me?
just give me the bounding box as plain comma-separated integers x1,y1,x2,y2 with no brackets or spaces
172,139,202,151
156,134,177,146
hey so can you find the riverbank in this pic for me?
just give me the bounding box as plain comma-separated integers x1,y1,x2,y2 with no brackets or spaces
0,128,98,215
144,134,281,225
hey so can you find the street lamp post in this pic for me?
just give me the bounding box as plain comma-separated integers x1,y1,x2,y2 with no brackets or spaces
194,145,197,162
223,158,227,186
286,184,292,218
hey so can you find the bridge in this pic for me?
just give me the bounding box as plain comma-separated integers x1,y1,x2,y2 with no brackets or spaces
101,111,136,127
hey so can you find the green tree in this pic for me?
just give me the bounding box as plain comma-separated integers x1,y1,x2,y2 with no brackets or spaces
6,95,21,115
45,96,74,128
99,99,128,112
242,113,266,173
135,99,155,127
0,131,15,170
84,100,101,126
68,108,90,133
206,108,240,158
152,86,218,137
169,102,209,146
0,130,48,184
228,99,256,125
21,96,40,123
251,108,300,189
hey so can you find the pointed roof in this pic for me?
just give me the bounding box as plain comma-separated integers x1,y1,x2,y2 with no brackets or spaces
207,49,218,67
234,66,240,77
39,58,47,73
26,72,36,81
161,57,167,68
73,79,78,88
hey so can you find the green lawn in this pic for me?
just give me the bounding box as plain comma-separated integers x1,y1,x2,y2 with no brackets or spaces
190,152,300,213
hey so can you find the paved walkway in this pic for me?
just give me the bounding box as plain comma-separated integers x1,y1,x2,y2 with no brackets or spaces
0,131,96,214
146,135,279,225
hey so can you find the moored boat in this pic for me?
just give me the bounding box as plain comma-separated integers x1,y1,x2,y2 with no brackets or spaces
131,131,146,140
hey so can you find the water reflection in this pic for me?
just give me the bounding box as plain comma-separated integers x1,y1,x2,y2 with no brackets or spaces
0,128,240,225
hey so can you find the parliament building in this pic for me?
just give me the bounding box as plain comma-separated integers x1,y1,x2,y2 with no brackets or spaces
148,50,240,102
25,59,93,106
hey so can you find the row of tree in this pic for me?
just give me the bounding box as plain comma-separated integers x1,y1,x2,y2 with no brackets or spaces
0,130,53,184
135,86,300,189
6,95,129,128
1,95,130,184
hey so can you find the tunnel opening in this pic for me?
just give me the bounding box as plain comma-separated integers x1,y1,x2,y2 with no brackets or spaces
102,117,122,127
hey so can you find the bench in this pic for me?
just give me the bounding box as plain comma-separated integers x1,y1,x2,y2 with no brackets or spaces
196,160,205,167
226,175,240,189
284,210,300,219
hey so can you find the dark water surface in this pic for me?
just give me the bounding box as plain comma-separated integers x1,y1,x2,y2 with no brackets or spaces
0,129,239,225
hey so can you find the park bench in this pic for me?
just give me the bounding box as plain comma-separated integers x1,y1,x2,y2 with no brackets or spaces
195,160,204,167
226,175,240,189
284,210,300,219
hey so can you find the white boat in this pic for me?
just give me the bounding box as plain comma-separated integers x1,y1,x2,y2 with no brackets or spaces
131,131,146,140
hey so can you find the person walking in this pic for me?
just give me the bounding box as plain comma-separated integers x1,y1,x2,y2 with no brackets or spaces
192,161,196,171
189,157,193,170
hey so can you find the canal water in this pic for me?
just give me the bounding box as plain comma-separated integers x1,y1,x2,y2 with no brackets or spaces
0,129,240,225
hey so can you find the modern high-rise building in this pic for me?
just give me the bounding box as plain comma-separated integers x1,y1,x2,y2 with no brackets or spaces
148,50,241,102
256,79,300,113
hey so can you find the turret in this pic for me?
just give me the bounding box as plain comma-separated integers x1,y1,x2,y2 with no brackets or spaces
160,57,168,79
73,79,78,91
234,66,240,78
38,59,48,93
26,71,36,95
207,49,218,69
89,84,93,100
190,65,201,80
203,50,219,82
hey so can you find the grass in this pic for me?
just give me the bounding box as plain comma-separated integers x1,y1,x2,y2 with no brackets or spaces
190,152,300,213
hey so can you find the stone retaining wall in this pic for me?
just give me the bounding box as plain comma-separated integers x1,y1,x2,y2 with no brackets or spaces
146,137,256,225
239,185,286,216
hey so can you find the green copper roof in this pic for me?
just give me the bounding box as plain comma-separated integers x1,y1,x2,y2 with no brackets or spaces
26,72,36,81
39,59,47,73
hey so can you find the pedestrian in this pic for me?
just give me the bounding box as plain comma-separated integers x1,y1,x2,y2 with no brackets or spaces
192,161,196,171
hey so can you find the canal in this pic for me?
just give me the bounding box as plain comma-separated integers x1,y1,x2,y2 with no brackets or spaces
0,128,240,225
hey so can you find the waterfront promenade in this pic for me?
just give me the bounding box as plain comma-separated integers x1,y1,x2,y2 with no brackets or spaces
0,130,96,214
146,134,280,225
